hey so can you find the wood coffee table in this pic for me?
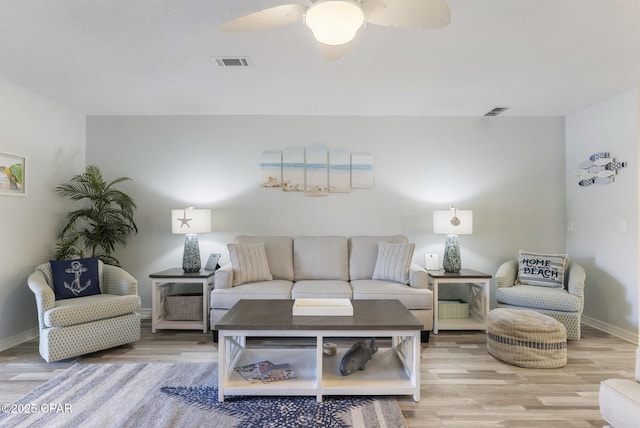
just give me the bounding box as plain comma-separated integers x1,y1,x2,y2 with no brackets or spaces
215,299,422,402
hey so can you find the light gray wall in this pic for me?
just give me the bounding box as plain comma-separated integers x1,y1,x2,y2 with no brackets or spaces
2,83,637,349
86,115,566,310
0,77,85,349
566,89,639,341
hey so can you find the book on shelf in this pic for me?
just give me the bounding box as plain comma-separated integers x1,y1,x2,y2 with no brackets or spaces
234,360,297,383
234,360,273,384
292,298,353,316
258,362,297,383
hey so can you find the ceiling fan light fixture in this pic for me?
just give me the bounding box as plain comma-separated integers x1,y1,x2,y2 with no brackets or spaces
305,0,364,46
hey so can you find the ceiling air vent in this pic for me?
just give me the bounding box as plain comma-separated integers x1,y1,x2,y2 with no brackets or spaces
484,107,509,116
213,57,250,67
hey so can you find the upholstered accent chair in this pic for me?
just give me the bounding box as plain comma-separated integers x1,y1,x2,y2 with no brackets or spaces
495,258,586,340
600,346,640,427
27,261,141,362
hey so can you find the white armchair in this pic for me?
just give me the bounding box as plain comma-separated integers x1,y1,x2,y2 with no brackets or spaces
600,347,640,427
495,258,585,340
28,261,141,362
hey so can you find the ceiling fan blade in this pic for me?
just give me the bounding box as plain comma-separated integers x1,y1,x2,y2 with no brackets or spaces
316,32,359,61
362,0,451,29
219,4,307,32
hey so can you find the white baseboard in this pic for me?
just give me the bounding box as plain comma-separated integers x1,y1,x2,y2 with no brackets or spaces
0,327,39,352
582,315,638,344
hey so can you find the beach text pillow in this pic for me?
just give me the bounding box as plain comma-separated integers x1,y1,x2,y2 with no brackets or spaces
516,250,567,288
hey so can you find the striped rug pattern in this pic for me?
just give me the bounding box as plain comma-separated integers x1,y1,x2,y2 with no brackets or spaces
0,362,405,427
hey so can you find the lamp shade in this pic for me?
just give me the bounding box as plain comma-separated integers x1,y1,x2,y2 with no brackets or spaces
171,208,211,235
433,209,473,235
305,0,364,46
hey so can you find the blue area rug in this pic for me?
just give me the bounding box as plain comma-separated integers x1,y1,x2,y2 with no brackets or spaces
0,363,405,428
161,385,402,428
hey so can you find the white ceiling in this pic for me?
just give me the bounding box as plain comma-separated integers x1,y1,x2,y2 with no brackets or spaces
0,0,638,116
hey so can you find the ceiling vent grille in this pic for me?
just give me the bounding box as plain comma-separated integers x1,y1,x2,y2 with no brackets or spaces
484,107,509,116
213,57,250,67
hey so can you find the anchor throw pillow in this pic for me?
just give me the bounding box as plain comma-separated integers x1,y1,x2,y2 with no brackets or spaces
50,257,101,300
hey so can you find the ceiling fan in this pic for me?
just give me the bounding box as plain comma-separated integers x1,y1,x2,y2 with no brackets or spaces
219,0,451,61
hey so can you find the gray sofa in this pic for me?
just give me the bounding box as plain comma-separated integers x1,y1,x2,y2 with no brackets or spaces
210,235,433,341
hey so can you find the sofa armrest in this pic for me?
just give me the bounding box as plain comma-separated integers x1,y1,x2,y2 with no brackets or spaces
408,263,428,289
102,264,138,296
496,259,518,288
214,263,233,289
27,270,56,330
566,261,586,300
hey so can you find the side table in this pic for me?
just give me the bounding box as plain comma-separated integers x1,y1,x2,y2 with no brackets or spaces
150,268,216,333
427,269,492,334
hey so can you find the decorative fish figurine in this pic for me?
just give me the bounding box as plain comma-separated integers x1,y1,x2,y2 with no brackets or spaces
593,157,612,166
579,178,595,187
578,160,593,169
577,152,626,186
589,152,610,162
339,338,378,376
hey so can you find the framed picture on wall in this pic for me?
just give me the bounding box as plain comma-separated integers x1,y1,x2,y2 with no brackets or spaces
351,153,374,189
0,152,26,196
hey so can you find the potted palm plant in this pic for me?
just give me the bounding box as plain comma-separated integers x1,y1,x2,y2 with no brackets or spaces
54,165,138,266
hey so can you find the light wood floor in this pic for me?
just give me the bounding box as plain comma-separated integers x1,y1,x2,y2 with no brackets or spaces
0,321,635,427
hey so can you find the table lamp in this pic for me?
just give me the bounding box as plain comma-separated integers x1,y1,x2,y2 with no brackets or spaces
171,207,211,272
433,206,473,273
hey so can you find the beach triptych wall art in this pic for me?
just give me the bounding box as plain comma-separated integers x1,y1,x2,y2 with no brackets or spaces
305,145,329,196
282,147,305,192
260,146,373,196
351,153,374,189
0,153,26,196
328,149,351,193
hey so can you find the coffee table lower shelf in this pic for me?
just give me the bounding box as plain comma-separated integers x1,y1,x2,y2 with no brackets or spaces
218,331,420,403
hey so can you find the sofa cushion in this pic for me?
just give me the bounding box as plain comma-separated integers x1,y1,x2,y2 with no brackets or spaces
516,250,567,288
293,236,348,281
235,236,294,281
291,280,352,299
44,294,141,328
348,235,408,280
372,242,415,284
50,257,102,300
210,280,293,309
228,243,273,286
351,279,433,310
495,285,582,312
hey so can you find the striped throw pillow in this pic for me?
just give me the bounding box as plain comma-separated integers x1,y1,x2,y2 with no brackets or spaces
228,243,273,286
516,250,567,288
372,242,415,284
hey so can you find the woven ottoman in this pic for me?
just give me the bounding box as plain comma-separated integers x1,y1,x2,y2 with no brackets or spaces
487,308,567,368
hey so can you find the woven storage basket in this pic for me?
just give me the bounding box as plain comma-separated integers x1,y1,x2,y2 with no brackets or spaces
165,293,202,321
438,299,469,319
486,308,567,368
